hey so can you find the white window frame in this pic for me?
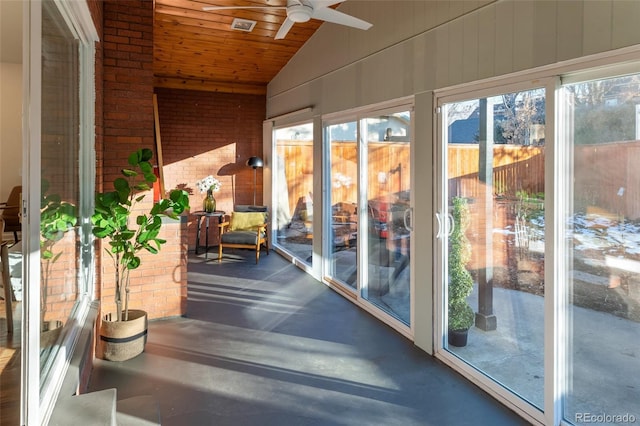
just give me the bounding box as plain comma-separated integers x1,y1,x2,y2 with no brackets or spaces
434,78,555,426
321,97,415,340
270,119,316,273
23,1,98,425
433,47,640,426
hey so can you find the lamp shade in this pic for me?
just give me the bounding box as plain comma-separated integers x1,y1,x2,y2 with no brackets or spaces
246,156,264,168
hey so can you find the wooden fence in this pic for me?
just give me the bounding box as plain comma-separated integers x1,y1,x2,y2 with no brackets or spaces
448,144,545,200
277,140,640,221
276,140,410,215
449,141,640,220
573,141,640,220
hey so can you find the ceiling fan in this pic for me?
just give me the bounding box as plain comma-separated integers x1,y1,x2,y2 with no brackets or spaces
202,0,373,40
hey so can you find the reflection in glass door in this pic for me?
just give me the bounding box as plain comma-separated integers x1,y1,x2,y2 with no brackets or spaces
440,88,546,409
361,112,412,325
273,123,314,266
39,0,82,374
325,121,358,290
562,73,640,423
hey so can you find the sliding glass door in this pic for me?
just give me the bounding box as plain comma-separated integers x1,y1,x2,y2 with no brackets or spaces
325,121,359,290
437,85,547,416
562,72,640,424
23,1,97,423
323,105,413,327
273,123,314,266
437,67,640,425
361,112,412,325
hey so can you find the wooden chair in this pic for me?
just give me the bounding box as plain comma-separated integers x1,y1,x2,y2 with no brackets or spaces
218,205,269,264
0,186,21,243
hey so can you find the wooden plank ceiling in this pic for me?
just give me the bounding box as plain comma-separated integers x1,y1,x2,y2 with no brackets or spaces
154,0,324,95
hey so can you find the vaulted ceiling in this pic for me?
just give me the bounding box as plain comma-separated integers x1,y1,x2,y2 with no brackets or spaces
153,0,326,95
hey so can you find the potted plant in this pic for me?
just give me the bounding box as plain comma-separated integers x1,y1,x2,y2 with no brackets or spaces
196,174,221,213
92,148,189,361
40,179,77,348
447,196,475,347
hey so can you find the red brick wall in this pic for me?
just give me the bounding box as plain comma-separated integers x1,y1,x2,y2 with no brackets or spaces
101,0,187,320
103,0,155,181
98,2,266,321
154,88,266,248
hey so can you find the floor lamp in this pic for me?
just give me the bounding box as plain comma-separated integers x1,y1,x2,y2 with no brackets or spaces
246,156,263,205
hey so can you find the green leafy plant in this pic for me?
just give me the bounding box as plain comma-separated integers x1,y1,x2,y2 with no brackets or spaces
40,179,78,318
448,196,475,332
92,148,190,322
448,299,475,332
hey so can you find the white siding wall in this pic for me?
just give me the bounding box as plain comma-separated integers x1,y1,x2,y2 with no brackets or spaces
268,0,640,115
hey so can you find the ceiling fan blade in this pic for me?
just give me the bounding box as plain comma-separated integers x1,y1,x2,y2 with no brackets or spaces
309,0,346,8
311,7,372,30
202,5,286,11
275,17,295,39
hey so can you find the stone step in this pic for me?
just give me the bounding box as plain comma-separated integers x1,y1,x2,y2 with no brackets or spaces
48,388,117,426
117,395,160,426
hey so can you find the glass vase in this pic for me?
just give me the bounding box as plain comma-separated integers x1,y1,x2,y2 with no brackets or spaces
203,191,216,213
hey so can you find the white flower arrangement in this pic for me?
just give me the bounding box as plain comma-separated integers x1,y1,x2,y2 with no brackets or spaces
196,175,221,194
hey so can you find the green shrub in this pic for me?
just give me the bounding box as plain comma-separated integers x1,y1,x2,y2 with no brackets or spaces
448,196,475,331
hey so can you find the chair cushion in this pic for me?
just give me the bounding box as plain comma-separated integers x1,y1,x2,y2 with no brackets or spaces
221,230,264,244
234,205,268,213
229,212,266,231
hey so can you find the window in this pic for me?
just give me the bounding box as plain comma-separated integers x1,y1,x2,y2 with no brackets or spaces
439,87,547,413
323,103,413,330
273,123,314,266
361,111,412,325
436,62,640,425
325,120,359,290
24,1,97,423
561,72,640,425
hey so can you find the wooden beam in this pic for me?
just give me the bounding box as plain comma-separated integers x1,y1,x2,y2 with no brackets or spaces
152,94,166,198
154,76,267,95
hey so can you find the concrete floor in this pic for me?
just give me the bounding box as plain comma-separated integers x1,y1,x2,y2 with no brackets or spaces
88,249,526,426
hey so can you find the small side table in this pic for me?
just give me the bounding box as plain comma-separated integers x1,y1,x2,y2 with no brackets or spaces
193,210,225,258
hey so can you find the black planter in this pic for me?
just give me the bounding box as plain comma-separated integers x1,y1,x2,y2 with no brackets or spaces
448,328,469,347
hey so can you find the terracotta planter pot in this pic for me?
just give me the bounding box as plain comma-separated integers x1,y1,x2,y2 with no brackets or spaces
99,309,148,362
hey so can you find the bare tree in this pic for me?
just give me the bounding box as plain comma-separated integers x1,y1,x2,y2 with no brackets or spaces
499,91,544,145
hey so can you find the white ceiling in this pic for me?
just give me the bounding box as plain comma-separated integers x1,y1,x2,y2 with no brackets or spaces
0,1,22,64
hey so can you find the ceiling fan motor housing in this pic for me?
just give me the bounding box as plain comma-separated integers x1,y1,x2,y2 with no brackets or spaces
202,0,372,40
287,4,313,22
